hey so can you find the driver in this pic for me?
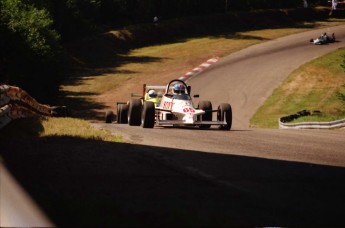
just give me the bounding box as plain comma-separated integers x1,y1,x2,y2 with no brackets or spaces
173,84,186,94
145,89,160,106
320,32,327,42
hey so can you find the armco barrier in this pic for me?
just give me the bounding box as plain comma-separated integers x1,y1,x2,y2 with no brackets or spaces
0,84,67,129
279,110,345,129
279,118,345,129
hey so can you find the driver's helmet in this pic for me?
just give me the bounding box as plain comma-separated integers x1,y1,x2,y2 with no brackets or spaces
148,89,157,98
173,84,186,94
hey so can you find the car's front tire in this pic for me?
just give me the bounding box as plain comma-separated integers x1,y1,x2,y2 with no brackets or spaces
198,100,212,129
217,103,232,130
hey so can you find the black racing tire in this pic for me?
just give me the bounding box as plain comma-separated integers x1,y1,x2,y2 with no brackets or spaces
217,103,232,130
198,100,212,129
142,101,155,128
128,98,142,126
117,104,128,124
105,111,114,123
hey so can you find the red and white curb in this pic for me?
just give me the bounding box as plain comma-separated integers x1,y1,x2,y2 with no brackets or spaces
178,56,220,81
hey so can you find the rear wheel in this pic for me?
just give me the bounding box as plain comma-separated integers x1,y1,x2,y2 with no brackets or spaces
128,99,142,126
142,101,155,128
198,101,212,129
105,111,114,123
217,103,232,130
117,104,128,124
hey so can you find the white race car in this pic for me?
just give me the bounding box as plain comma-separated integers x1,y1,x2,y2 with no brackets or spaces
106,79,232,130
310,32,335,45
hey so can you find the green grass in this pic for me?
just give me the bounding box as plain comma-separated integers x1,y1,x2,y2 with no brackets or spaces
0,117,122,142
250,48,345,128
40,118,122,142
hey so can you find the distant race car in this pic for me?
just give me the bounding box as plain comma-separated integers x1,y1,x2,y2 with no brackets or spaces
105,79,232,130
310,32,336,45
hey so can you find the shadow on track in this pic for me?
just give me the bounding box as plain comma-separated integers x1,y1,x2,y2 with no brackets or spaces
1,120,344,226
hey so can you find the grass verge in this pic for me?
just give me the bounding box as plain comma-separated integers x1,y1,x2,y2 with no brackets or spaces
0,117,122,142
250,48,345,128
40,118,122,142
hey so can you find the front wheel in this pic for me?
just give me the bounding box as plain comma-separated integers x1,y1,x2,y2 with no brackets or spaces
198,100,212,129
217,103,232,130
142,101,155,128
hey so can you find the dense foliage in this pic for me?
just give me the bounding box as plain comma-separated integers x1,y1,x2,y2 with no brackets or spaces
0,0,324,101
0,0,64,101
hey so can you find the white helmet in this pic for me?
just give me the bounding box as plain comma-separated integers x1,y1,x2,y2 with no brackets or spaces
148,89,157,98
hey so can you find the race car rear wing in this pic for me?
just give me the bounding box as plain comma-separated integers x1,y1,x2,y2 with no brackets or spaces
143,84,166,97
129,84,166,98
130,82,193,98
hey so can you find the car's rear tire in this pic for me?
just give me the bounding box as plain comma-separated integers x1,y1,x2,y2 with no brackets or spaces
198,100,212,129
217,103,232,130
128,99,142,126
105,111,114,123
117,104,128,124
142,101,155,128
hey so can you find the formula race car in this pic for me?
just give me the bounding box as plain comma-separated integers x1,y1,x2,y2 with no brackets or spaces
105,79,232,130
310,32,335,45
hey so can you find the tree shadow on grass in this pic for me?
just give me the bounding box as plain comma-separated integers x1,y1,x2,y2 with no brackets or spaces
61,49,166,120
1,120,345,226
57,91,110,120
65,8,334,75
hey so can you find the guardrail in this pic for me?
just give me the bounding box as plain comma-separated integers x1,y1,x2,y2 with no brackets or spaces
0,84,66,129
279,110,345,129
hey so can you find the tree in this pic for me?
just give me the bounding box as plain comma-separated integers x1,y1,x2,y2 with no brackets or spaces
0,0,64,101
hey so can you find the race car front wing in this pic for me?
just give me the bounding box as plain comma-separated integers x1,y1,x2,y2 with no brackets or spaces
156,119,227,126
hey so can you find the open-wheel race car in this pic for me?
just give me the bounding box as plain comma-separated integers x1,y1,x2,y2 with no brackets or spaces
105,79,232,130
309,32,336,45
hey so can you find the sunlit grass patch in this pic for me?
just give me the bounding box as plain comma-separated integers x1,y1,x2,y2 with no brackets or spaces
250,48,345,128
41,117,122,142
